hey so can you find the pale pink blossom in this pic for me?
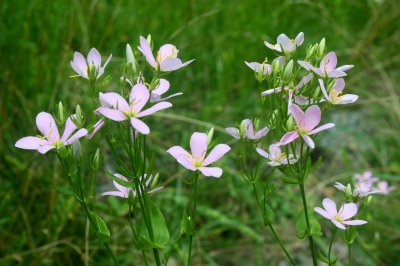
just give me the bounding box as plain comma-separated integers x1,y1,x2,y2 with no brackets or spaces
319,78,358,105
95,84,172,134
167,132,230,178
314,198,367,230
71,48,112,79
298,52,353,78
245,62,272,75
264,32,304,54
256,143,297,166
261,73,313,96
280,104,335,149
150,79,183,102
225,119,269,140
102,173,163,198
138,36,194,72
334,182,379,198
15,112,88,154
376,181,395,195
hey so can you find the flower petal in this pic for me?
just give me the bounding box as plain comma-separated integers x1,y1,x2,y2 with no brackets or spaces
15,136,48,150
159,58,183,72
261,87,282,96
289,104,304,127
152,79,170,96
309,123,335,135
336,65,353,72
331,220,346,230
277,33,292,52
225,127,240,139
304,105,321,131
203,144,231,166
256,147,269,159
294,32,304,46
253,127,269,140
36,112,60,141
338,94,358,104
87,48,101,66
322,198,337,217
137,101,172,117
320,52,337,72
314,207,331,219
38,144,55,154
318,79,330,101
138,36,157,67
65,128,88,145
264,41,282,52
87,119,105,139
176,155,196,171
71,52,88,77
130,117,150,135
280,131,299,145
198,167,223,178
97,108,126,121
328,69,347,78
301,134,315,149
167,146,190,158
61,117,78,142
190,132,208,158
340,203,358,220
102,191,128,198
112,173,130,192
298,60,313,71
99,92,130,111
129,84,150,112
342,220,367,226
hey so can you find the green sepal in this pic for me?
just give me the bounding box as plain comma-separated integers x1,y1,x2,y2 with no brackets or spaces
180,211,195,236
90,212,111,244
262,203,275,225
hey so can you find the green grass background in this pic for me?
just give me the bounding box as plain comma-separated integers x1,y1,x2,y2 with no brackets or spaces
1,0,400,265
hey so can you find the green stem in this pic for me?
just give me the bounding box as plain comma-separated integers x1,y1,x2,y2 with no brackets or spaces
299,183,318,266
252,183,295,265
328,228,337,266
187,173,199,266
348,244,352,266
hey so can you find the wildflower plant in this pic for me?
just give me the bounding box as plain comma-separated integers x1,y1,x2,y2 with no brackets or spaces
224,32,383,266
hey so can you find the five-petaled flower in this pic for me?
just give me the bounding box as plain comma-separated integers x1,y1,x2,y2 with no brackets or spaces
95,84,172,135
71,48,112,80
138,36,194,72
298,52,353,78
314,198,367,230
102,173,163,198
167,132,231,178
15,112,88,154
264,32,304,54
225,119,269,140
280,104,335,149
256,143,297,166
319,78,358,105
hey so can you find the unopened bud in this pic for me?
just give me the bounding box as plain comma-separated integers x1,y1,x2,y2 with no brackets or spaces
345,183,353,201
88,64,98,81
151,173,160,188
286,116,294,131
56,101,66,126
73,105,85,127
207,127,214,145
91,149,101,170
283,60,293,81
318,38,326,58
126,44,137,73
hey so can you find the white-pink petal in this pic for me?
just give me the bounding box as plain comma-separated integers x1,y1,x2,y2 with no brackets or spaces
203,144,230,166
190,132,208,158
198,167,223,178
130,117,150,135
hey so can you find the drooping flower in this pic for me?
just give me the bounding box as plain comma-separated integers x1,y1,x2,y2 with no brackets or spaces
167,132,231,178
298,52,353,78
256,143,297,166
280,104,335,149
15,112,88,154
245,62,272,75
314,198,367,230
319,78,358,105
225,119,269,140
264,32,304,54
102,173,163,198
150,79,183,102
71,48,112,80
95,84,172,134
138,36,194,72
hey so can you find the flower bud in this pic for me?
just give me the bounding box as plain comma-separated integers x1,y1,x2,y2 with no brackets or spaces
150,173,160,189
286,116,294,131
318,38,326,58
55,101,66,126
239,120,248,137
73,105,85,128
88,64,99,81
283,60,293,81
207,127,214,145
306,44,317,60
91,149,101,170
345,183,353,201
146,34,153,50
126,44,137,73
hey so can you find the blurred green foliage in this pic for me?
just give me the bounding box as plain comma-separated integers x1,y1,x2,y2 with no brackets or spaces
1,0,400,265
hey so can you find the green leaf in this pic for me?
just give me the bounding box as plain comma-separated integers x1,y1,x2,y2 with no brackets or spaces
180,212,195,236
317,250,330,264
139,199,170,249
262,203,275,225
90,212,111,244
296,211,322,239
109,172,137,188
279,175,300,184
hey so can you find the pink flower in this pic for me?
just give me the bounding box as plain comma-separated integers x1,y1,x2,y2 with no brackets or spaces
102,173,163,198
71,48,112,79
225,119,269,140
167,132,231,178
15,112,88,154
138,36,194,72
334,182,379,198
245,62,272,75
95,84,172,134
150,79,183,102
256,143,297,166
376,181,395,195
264,32,304,54
319,79,358,105
314,198,367,230
298,52,353,78
280,104,335,149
